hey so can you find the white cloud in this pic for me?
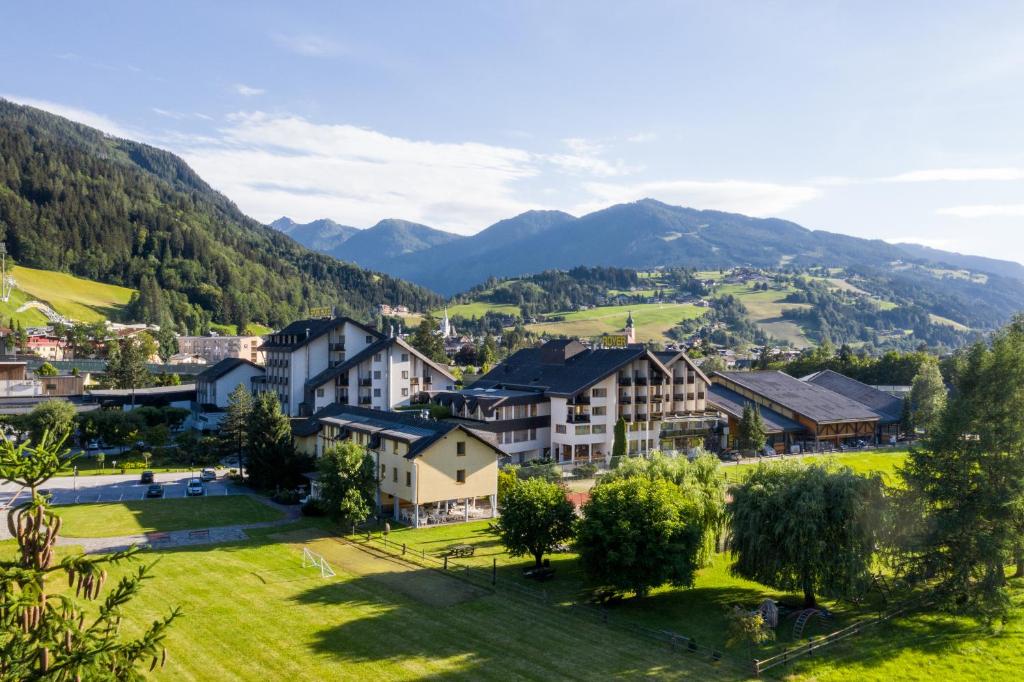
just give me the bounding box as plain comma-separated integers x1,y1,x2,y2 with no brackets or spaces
179,112,543,232
884,167,1024,183
152,107,212,121
1,94,136,138
576,179,821,217
936,203,1024,218
272,33,345,57
233,83,265,96
544,137,636,177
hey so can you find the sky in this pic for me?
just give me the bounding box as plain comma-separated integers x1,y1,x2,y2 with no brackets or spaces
3,1,1024,265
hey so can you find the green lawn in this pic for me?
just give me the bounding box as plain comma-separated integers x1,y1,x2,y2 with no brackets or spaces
715,283,812,347
723,449,908,484
526,303,707,343
436,302,522,319
107,522,732,680
12,264,134,323
54,496,284,537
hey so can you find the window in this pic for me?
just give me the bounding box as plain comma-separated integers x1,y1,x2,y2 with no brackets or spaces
373,388,381,397
365,335,373,343
406,471,412,487
400,353,409,362
575,425,590,435
529,428,537,440
401,388,409,397
401,370,409,379
456,441,466,455
592,406,607,416
592,387,607,398
592,424,606,434
392,468,398,482
373,370,382,380
530,404,538,417
374,353,382,362
316,388,325,398
456,469,466,484
555,424,566,434
380,464,386,478
513,429,529,443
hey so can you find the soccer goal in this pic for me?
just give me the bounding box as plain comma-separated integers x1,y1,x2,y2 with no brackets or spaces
301,546,336,578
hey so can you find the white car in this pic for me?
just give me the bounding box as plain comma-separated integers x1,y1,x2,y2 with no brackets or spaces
200,468,217,482
186,479,205,496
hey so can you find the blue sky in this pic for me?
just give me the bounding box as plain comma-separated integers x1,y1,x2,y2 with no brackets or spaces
3,1,1024,264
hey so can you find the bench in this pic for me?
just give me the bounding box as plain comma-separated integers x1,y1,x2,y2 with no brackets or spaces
187,529,210,539
443,544,475,558
146,531,170,543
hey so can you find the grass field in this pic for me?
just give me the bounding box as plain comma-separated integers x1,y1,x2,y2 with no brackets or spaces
715,283,812,347
109,522,731,680
12,264,134,323
526,303,707,343
437,302,522,319
723,449,908,484
54,496,284,537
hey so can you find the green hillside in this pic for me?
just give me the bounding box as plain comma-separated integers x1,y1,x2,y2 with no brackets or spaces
0,99,443,333
526,303,707,343
11,265,134,323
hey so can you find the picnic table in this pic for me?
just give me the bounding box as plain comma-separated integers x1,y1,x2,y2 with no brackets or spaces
443,544,475,558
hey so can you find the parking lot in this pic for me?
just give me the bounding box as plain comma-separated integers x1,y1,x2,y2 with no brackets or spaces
0,471,241,508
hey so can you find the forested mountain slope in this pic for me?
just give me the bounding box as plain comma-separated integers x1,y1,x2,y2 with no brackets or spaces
0,99,442,332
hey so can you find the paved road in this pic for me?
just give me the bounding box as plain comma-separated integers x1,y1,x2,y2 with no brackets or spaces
0,471,240,508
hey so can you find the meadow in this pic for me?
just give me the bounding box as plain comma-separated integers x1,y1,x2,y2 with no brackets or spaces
525,302,707,343
54,496,283,537
714,282,812,347
11,264,134,323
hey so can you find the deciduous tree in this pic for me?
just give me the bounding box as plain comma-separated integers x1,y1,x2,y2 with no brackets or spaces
728,462,884,608
495,477,575,568
577,477,705,596
317,441,376,524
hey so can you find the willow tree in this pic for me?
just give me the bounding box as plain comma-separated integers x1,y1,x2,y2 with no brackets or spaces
0,433,178,679
728,462,884,608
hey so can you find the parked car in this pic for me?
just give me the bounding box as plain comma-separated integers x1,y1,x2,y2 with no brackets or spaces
146,484,164,498
186,479,205,496
140,471,155,484
86,440,100,451
200,468,217,482
718,449,741,462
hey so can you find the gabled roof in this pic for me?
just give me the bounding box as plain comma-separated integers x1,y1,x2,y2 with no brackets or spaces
196,357,263,383
653,349,712,385
706,384,803,434
433,387,545,418
713,371,879,425
474,342,669,398
802,370,904,424
260,317,382,352
297,404,503,459
304,336,456,390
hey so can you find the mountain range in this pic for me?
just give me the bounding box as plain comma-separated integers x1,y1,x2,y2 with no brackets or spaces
276,201,1024,296
270,217,463,272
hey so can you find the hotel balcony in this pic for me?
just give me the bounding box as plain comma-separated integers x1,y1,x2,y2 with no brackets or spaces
635,395,647,404
618,375,632,386
568,394,591,406
673,393,685,401
619,395,632,404
635,412,648,421
566,413,591,424
633,375,648,386
329,342,345,352
359,378,372,387
650,375,665,385
358,396,372,405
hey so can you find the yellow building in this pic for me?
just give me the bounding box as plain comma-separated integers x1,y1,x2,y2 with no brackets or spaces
295,405,502,527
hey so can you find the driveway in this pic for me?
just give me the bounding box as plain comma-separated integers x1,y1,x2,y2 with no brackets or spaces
0,471,241,508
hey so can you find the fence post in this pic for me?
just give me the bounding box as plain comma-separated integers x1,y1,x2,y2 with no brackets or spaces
444,555,448,571
492,557,497,586
402,543,406,556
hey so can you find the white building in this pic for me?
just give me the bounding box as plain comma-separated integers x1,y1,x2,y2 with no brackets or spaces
255,316,456,418
193,358,265,431
176,335,265,365
433,337,719,465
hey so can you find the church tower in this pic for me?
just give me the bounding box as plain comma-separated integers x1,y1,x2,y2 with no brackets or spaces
625,311,636,344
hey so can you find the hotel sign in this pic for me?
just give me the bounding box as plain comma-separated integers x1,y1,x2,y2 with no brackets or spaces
308,306,334,319
600,334,628,348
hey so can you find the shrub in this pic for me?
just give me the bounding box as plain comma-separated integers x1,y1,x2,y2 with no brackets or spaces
301,499,326,517
571,463,599,480
271,489,301,505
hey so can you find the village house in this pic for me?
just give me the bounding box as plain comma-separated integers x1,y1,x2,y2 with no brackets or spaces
294,404,502,527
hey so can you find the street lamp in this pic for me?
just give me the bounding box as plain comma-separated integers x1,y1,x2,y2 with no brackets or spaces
73,465,78,492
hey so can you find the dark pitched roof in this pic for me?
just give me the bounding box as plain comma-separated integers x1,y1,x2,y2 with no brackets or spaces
802,370,904,424
304,337,392,389
713,371,879,425
196,357,262,383
299,404,502,459
433,387,545,418
304,336,456,390
260,317,381,352
706,384,803,434
474,343,666,397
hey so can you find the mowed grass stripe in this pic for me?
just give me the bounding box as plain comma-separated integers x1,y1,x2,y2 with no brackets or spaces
55,496,284,537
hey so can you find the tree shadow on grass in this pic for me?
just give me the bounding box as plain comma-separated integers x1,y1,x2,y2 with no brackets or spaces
291,570,742,681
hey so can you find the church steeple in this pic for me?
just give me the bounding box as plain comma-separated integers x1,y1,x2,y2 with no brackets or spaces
625,311,636,344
